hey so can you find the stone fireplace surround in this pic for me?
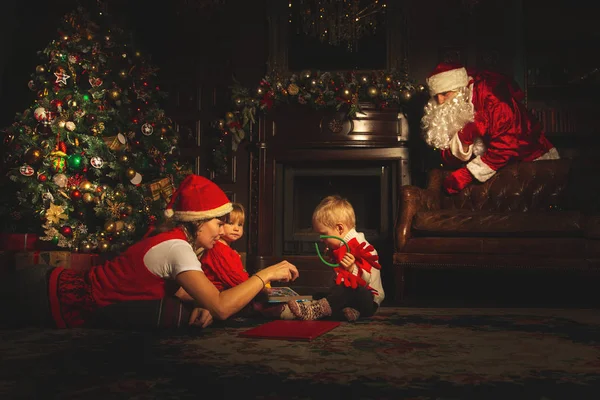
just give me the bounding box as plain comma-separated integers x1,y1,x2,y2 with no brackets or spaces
247,103,410,299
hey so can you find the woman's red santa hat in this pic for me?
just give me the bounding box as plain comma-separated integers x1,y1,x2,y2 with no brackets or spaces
426,62,469,96
164,174,232,221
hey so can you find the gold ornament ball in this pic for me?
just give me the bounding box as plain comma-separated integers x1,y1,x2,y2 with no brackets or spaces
104,221,116,233
125,223,135,233
36,65,46,74
24,147,43,165
125,168,136,179
98,240,110,252
82,193,94,203
79,180,92,190
367,86,378,98
225,112,235,120
119,154,129,164
80,241,93,253
400,90,412,101
115,221,125,232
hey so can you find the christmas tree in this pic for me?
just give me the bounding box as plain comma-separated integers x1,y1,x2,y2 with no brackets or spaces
0,3,190,253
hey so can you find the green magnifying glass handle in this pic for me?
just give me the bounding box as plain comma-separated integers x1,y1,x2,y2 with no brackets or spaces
314,235,350,267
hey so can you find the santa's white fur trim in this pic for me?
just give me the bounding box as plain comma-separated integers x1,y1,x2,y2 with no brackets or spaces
449,133,473,162
427,67,469,96
467,156,496,182
172,202,233,222
534,147,560,161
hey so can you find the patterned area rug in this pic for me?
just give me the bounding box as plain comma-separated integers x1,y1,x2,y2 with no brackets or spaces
1,307,600,399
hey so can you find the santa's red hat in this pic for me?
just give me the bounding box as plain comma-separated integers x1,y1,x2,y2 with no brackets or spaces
164,174,232,221
426,62,469,96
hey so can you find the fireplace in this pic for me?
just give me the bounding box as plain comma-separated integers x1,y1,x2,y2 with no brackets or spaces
275,163,393,256
247,103,410,298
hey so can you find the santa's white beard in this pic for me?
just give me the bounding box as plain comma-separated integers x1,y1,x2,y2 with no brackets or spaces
421,87,475,149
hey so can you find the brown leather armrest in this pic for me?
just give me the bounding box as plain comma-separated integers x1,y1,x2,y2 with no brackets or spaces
395,171,442,251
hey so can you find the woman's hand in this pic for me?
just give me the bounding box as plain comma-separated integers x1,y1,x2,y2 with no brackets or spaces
260,260,299,284
188,307,213,328
339,253,355,272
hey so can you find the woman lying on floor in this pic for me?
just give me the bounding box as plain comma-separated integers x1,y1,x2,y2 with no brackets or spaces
1,175,299,329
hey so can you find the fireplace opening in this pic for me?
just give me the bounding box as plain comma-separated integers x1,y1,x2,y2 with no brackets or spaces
275,163,394,256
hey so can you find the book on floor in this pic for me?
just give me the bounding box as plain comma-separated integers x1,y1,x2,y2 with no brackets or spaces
267,286,313,303
239,320,340,341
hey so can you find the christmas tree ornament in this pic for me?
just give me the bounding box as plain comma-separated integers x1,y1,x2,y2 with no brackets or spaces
141,123,153,136
65,121,76,131
37,173,48,182
24,147,43,165
19,164,35,176
90,156,104,168
35,123,53,136
49,150,67,172
70,189,82,200
80,241,93,252
35,65,46,74
125,167,136,179
52,173,68,188
79,180,92,190
54,70,71,85
28,80,37,91
60,225,73,237
34,107,47,122
67,154,82,171
130,172,143,185
82,192,94,203
98,240,110,252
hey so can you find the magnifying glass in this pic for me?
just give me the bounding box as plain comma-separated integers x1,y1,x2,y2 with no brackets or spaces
314,235,350,267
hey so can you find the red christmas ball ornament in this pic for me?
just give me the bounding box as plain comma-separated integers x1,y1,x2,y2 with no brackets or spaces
70,189,82,200
60,225,73,237
38,174,48,182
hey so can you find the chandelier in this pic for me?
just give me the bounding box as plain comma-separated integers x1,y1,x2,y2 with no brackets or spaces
290,0,387,52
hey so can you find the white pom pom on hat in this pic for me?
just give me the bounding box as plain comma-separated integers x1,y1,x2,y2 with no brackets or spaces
426,62,469,96
164,174,232,221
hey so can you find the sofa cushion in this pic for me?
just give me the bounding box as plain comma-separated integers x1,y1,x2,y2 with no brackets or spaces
412,210,582,237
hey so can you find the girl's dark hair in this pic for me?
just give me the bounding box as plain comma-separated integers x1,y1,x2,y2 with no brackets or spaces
147,214,230,246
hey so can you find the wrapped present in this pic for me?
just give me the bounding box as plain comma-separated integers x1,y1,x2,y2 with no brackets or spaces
14,251,71,270
145,176,175,202
0,233,39,251
13,251,108,272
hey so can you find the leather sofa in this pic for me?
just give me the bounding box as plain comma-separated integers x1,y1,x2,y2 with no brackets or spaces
393,158,600,301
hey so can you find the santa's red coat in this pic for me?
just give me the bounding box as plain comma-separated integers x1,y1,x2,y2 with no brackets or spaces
445,70,556,182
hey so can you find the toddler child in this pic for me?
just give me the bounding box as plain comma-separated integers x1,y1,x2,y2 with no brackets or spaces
288,195,384,321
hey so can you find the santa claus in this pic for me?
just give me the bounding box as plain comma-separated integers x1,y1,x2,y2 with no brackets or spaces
421,62,560,194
